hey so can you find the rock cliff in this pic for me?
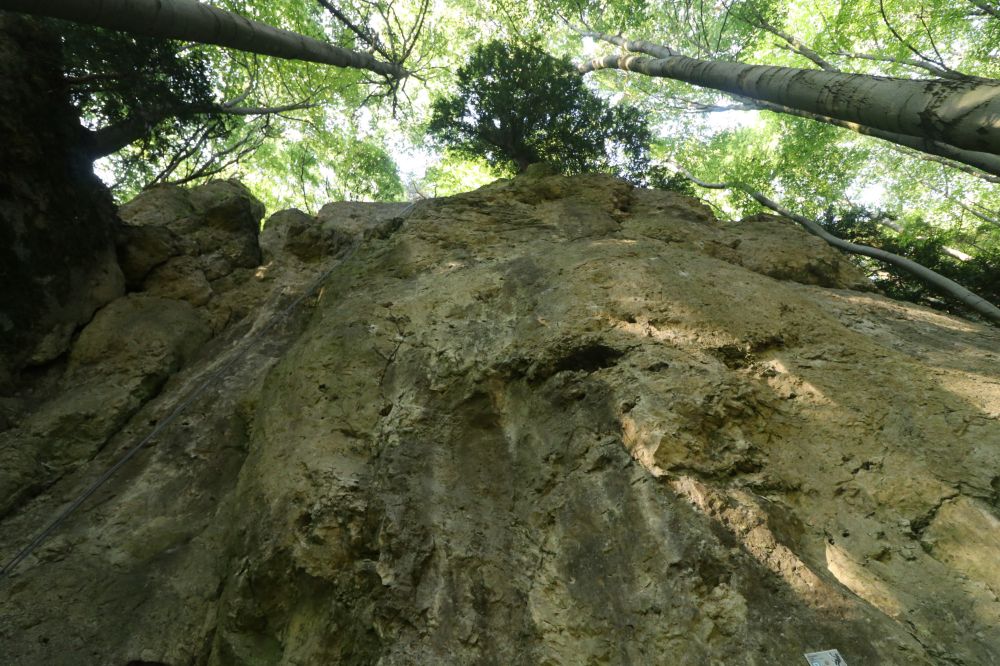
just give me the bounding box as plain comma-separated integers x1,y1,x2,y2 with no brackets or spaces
1,173,999,665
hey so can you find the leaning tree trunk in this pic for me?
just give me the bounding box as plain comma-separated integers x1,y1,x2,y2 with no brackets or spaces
579,35,1000,155
680,169,1000,324
737,96,1000,180
0,0,405,79
585,33,1000,179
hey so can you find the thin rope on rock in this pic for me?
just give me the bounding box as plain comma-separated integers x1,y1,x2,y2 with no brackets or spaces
0,201,421,581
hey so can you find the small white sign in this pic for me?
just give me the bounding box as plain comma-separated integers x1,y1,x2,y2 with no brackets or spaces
804,649,847,666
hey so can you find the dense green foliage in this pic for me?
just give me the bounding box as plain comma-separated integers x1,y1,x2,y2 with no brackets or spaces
822,208,1000,316
29,0,999,316
428,40,651,179
60,21,239,192
62,23,215,130
53,3,406,211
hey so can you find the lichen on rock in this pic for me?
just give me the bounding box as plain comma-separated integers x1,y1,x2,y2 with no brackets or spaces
1,173,998,666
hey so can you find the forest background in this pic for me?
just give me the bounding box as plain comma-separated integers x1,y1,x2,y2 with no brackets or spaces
25,0,1000,316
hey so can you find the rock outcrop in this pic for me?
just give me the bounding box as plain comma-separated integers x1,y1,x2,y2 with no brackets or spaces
1,173,998,665
0,179,270,520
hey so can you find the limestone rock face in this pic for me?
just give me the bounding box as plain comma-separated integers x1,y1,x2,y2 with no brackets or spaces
2,174,999,666
317,200,411,240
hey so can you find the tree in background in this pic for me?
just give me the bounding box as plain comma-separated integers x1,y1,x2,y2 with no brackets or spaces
0,0,418,209
821,207,1000,315
428,40,652,179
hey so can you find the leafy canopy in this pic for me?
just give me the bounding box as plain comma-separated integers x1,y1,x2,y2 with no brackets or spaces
62,24,216,129
427,40,651,180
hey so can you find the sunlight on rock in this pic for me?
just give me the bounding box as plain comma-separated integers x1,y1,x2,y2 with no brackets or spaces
921,496,1000,597
825,542,905,617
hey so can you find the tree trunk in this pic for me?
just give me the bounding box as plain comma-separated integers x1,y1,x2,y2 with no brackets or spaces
579,35,1000,154
681,170,1000,324
82,109,171,160
0,16,124,385
584,33,999,175
737,96,1000,179
0,0,405,79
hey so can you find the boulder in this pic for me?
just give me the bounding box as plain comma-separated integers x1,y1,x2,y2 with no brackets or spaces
260,208,348,263
142,256,213,307
118,183,196,228
316,201,410,241
116,224,181,287
69,294,210,375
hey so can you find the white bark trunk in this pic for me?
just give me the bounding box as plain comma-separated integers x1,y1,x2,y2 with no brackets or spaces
0,0,405,78
741,97,1000,179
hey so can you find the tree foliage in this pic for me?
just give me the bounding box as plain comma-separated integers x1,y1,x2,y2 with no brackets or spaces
62,24,215,132
15,0,1000,318
428,40,651,179
31,1,415,209
822,207,1000,315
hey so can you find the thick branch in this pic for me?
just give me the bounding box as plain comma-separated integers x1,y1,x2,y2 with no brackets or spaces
82,109,171,159
579,49,1000,154
968,0,1000,19
830,50,987,83
217,102,318,116
878,0,946,73
681,170,1000,324
948,196,1000,228
666,97,758,113
0,0,407,79
734,96,1000,179
65,71,125,85
748,17,838,72
886,143,1000,184
582,32,679,58
316,0,392,62
82,99,315,158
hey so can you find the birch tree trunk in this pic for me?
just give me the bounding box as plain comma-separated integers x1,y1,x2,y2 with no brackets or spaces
579,35,1000,155
0,0,405,79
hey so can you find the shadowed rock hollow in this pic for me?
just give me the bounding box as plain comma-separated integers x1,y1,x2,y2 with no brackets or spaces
1,173,999,665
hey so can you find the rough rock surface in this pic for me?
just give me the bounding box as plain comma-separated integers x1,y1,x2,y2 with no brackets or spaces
0,180,269,522
1,174,999,666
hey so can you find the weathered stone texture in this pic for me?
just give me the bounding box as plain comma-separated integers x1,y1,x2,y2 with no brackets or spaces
1,173,998,666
